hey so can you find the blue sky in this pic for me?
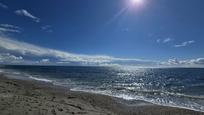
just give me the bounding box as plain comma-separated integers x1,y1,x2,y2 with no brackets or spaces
0,0,204,67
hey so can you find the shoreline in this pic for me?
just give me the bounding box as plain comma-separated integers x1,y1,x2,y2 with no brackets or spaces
0,74,204,115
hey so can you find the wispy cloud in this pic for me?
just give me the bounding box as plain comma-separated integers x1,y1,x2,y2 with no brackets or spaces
0,24,21,29
41,25,51,30
157,37,173,44
41,25,53,33
156,39,161,43
0,2,8,9
0,28,20,33
174,40,195,48
0,24,22,33
121,28,130,32
0,36,158,66
0,36,203,67
15,9,40,22
163,38,173,43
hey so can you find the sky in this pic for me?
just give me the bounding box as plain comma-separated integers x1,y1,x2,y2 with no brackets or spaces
0,0,204,67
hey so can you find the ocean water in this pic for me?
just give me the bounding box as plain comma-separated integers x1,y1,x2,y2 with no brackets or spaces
0,65,204,112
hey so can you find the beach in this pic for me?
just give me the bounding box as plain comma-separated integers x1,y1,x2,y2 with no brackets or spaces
0,74,203,115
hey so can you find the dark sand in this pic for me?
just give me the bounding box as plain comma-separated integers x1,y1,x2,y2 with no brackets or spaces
0,74,203,115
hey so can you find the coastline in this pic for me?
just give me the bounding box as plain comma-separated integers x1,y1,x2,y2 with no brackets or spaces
0,74,203,115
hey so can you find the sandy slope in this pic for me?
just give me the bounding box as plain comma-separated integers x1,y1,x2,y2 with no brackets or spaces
0,74,203,115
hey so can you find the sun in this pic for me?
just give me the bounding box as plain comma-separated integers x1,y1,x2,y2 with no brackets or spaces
131,0,143,5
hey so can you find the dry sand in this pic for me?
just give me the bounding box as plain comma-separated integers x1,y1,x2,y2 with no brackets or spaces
0,74,203,115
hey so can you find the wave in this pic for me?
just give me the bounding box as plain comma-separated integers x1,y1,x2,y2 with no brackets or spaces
71,88,143,100
0,68,53,83
70,88,204,113
122,87,204,100
29,76,53,83
0,69,3,73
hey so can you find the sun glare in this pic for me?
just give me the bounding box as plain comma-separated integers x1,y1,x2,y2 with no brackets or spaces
131,0,143,5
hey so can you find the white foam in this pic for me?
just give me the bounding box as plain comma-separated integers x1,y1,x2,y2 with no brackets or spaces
12,72,21,75
29,76,53,83
0,69,4,73
70,88,204,112
71,88,144,100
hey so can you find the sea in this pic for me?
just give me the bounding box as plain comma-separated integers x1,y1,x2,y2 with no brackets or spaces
0,65,204,112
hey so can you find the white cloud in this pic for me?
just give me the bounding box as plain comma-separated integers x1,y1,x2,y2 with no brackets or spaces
15,9,40,22
189,58,204,65
0,24,21,29
174,40,195,48
167,58,180,65
163,38,173,43
0,2,8,9
157,38,195,48
0,53,23,63
156,39,161,43
160,58,204,67
0,27,20,33
41,25,53,33
0,36,157,66
0,36,203,67
0,24,21,33
41,59,50,63
157,38,173,43
41,25,51,30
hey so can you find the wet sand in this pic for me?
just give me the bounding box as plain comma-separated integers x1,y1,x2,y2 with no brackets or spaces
0,74,203,115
